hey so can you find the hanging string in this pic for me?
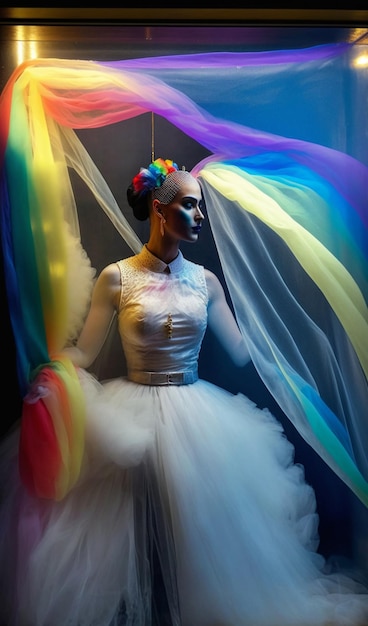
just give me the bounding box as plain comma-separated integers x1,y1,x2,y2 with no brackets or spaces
151,110,186,170
151,111,155,163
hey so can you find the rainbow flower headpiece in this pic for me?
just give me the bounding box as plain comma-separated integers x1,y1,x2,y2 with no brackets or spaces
132,158,179,195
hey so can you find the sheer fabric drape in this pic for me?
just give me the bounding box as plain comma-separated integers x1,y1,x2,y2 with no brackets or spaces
0,43,367,502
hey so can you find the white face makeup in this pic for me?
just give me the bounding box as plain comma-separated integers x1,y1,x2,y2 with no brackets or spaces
159,177,205,243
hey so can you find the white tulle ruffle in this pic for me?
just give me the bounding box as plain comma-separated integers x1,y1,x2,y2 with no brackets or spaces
1,373,367,626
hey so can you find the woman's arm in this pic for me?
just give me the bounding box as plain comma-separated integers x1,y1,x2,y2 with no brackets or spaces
205,269,251,368
62,263,121,369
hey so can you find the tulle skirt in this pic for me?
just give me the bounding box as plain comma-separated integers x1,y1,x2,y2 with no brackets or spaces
1,371,368,626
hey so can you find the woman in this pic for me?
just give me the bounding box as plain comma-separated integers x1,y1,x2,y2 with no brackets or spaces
1,158,368,626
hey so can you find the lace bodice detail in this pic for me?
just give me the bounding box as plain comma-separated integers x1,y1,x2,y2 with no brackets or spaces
117,246,208,378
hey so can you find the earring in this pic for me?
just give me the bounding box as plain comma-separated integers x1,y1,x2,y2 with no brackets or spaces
160,215,166,237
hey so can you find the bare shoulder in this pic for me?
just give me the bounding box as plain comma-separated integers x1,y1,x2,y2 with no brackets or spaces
204,268,224,303
92,262,122,308
99,262,121,287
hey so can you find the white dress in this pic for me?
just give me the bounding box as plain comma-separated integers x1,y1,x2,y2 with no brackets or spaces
1,245,367,626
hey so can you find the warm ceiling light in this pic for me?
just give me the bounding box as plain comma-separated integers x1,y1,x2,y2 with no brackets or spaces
15,26,38,65
353,53,368,68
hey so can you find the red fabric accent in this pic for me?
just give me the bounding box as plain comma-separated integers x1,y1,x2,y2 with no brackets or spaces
19,398,61,499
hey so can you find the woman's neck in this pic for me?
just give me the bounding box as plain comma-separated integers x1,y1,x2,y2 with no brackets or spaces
146,238,180,265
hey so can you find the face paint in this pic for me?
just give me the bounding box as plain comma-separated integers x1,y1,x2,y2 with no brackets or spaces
160,178,205,243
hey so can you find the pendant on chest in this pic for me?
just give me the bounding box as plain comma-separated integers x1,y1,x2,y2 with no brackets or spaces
165,312,173,339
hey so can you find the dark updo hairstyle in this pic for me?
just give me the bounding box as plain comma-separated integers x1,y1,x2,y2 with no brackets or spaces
126,183,150,221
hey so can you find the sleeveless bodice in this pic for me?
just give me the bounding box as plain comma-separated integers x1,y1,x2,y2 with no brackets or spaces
117,246,208,381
